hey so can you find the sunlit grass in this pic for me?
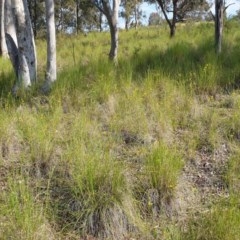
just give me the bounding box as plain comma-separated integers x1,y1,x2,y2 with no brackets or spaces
1,21,240,239
182,197,240,240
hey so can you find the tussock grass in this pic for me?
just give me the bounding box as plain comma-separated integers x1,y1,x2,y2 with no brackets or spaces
144,144,183,195
0,177,54,239
1,21,240,239
182,197,240,240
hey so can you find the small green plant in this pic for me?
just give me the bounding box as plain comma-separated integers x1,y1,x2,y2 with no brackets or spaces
182,197,240,240
225,151,240,194
0,177,51,240
144,144,183,198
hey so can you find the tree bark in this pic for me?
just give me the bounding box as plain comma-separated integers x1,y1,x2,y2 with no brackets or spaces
134,5,138,29
43,0,57,91
125,17,129,31
0,0,8,56
109,22,118,61
4,0,20,88
170,0,177,38
103,0,120,61
156,0,176,38
4,0,17,46
170,25,175,38
5,33,19,78
92,0,120,61
215,0,224,54
12,0,37,88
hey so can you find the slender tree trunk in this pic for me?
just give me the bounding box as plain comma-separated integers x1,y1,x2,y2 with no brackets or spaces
125,17,129,31
170,25,175,38
215,0,224,53
92,0,120,61
14,0,37,82
109,22,118,61
156,0,176,38
170,1,177,38
11,0,37,92
4,0,19,78
134,6,138,29
44,0,57,89
0,0,8,56
104,0,120,61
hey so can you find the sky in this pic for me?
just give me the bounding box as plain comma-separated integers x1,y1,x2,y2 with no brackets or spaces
119,0,240,27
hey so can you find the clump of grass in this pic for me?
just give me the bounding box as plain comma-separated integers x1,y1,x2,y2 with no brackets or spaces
2,21,240,239
144,144,183,198
225,150,240,194
181,197,240,240
0,177,53,240
45,112,144,239
135,143,183,221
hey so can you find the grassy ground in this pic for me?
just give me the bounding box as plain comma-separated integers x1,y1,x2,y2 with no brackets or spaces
1,21,240,239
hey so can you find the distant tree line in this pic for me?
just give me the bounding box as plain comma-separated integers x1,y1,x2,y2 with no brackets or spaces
24,0,215,36
26,0,104,36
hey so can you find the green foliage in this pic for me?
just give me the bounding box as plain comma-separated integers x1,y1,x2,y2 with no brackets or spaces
148,12,162,26
225,150,240,195
0,177,50,239
144,144,183,197
1,22,240,239
182,197,240,240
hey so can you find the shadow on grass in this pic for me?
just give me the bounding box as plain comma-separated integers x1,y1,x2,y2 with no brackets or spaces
0,70,18,107
0,71,15,97
126,37,240,93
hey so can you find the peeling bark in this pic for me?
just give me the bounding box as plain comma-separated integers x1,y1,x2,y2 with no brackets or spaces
11,0,37,91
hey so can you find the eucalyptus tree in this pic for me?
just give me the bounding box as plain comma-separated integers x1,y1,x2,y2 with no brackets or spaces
8,0,37,94
92,0,121,61
120,0,143,30
148,12,162,26
0,0,8,56
27,0,45,37
1,0,56,94
75,0,102,32
4,0,17,48
147,0,211,37
55,0,76,32
214,0,225,54
43,0,56,91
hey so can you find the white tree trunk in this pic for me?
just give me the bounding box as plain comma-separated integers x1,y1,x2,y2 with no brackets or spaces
45,0,57,85
102,0,120,61
4,0,17,46
109,0,120,61
0,0,8,56
12,0,37,85
4,0,20,90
